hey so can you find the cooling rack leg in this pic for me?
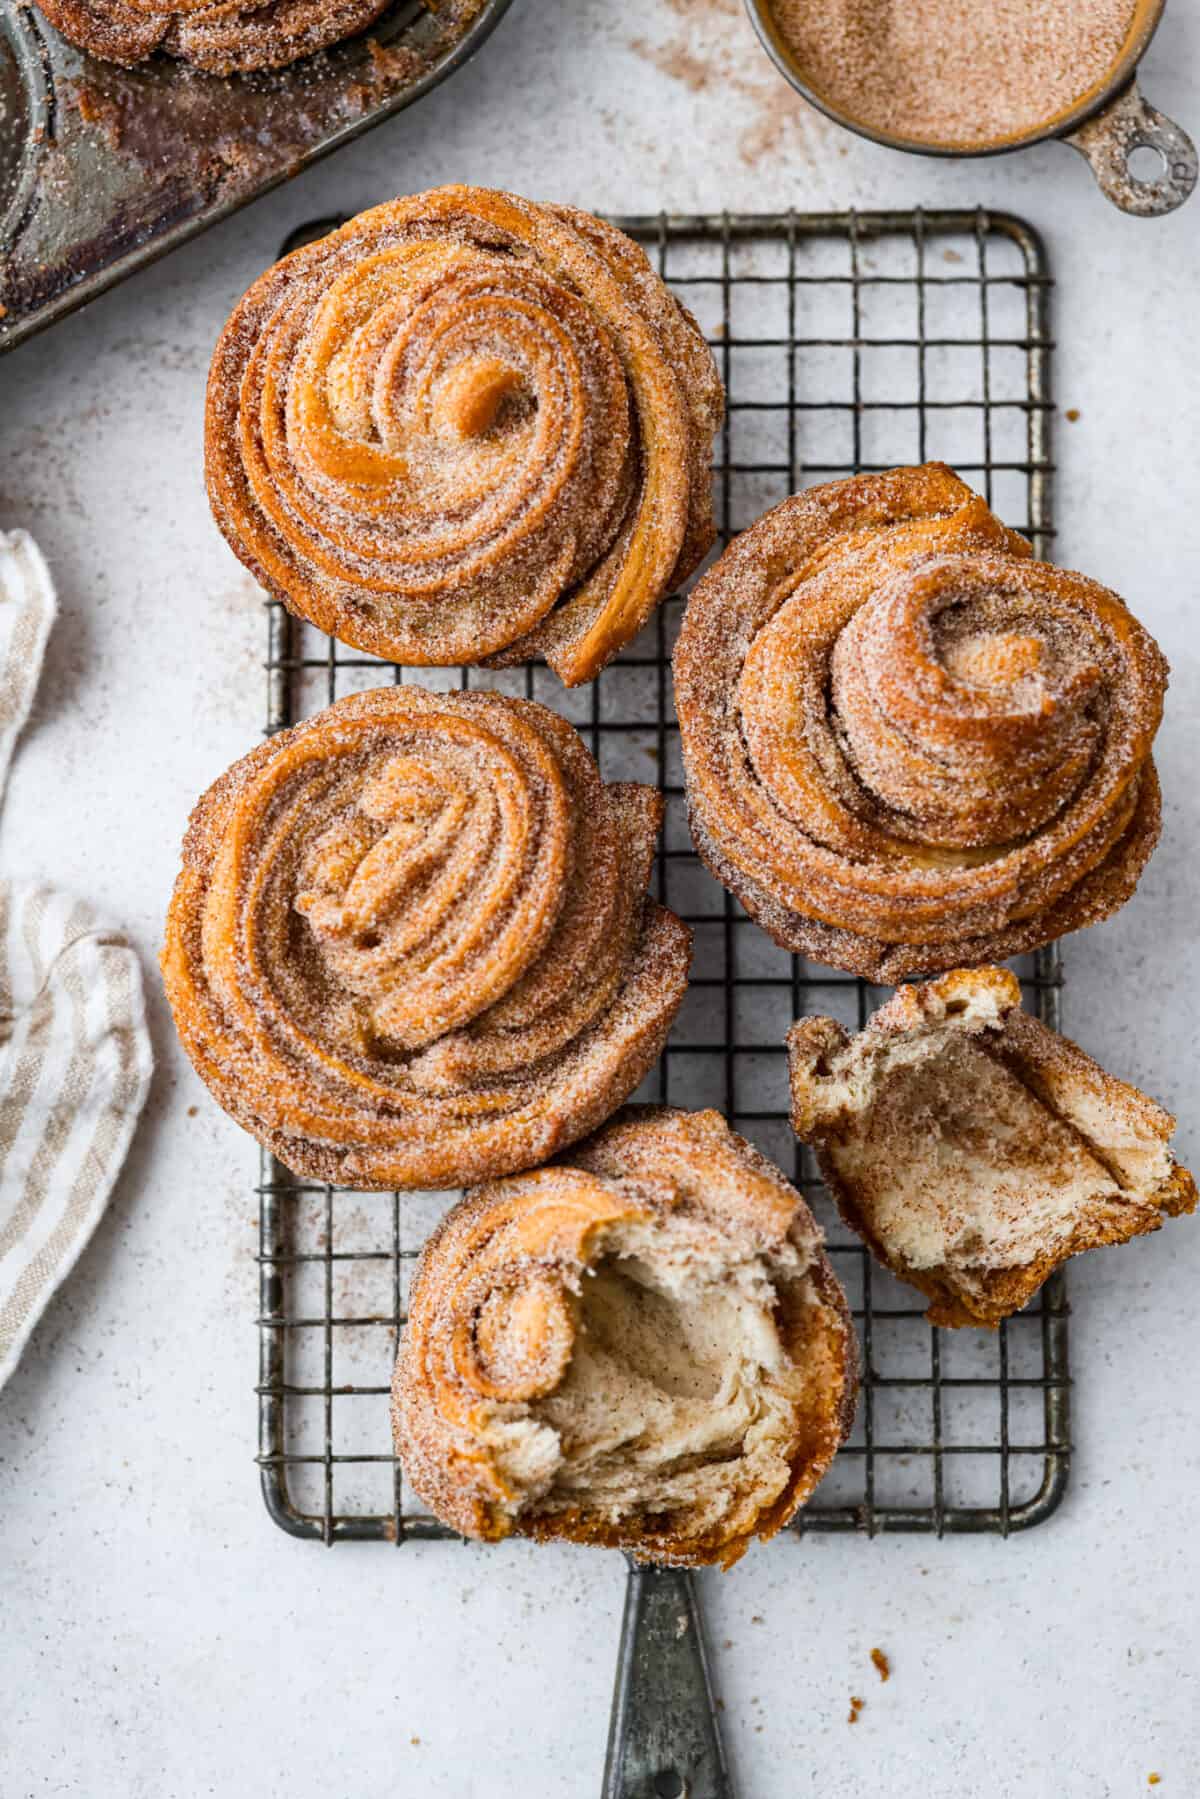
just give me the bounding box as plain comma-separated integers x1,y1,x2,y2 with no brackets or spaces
602,1561,733,1799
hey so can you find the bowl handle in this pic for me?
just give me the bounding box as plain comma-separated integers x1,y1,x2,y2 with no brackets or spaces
1063,78,1197,215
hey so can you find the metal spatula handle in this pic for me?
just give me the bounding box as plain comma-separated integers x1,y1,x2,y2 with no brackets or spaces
602,1562,733,1799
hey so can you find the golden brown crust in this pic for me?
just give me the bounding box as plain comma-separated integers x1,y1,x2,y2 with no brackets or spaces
161,688,691,1190
34,0,388,73
392,1106,858,1566
674,464,1167,980
788,968,1197,1328
205,187,723,685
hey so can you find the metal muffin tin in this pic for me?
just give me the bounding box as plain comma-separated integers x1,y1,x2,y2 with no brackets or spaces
0,0,514,354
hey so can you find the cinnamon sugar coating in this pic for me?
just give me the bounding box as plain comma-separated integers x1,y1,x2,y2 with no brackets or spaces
205,187,724,685
161,688,691,1189
674,464,1168,981
789,967,1196,1328
392,1107,857,1566
35,0,389,73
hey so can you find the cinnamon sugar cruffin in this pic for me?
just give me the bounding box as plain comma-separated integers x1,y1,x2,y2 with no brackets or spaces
673,464,1168,982
788,967,1196,1328
392,1107,857,1566
205,187,723,687
161,688,691,1190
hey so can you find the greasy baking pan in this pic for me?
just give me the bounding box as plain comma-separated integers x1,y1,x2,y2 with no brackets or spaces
0,0,513,353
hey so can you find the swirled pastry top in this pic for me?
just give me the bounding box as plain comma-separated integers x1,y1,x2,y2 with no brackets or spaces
161,687,691,1190
674,463,1168,981
34,0,388,72
392,1107,857,1566
205,188,723,685
789,968,1196,1328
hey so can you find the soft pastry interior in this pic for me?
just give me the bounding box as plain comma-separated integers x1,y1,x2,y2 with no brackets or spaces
788,967,1196,1327
489,1218,812,1541
820,1031,1155,1273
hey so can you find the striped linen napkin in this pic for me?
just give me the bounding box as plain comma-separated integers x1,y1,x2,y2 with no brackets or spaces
0,531,152,1389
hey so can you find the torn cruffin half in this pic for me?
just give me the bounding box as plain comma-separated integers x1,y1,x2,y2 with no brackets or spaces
787,967,1195,1328
392,1106,857,1566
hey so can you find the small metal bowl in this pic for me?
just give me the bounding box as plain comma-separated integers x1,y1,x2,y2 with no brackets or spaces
745,0,1196,215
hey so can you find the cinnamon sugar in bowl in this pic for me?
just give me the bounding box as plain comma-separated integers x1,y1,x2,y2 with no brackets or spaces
758,0,1142,151
744,0,1196,214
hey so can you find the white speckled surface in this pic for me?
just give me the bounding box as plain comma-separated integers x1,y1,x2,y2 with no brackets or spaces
2,2,1198,1794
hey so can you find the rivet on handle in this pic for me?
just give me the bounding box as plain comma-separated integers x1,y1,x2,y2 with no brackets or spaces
1064,79,1198,217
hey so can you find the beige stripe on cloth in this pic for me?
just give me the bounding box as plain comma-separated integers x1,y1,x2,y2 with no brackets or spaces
0,531,152,1387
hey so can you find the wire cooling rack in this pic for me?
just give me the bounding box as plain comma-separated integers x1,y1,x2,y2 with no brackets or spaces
257,207,1069,1544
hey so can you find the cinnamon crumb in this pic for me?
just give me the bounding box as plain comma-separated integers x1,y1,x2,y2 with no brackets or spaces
848,1695,865,1724
870,1647,890,1682
366,38,423,83
75,86,123,151
1148,1777,1161,1788
1065,408,1081,422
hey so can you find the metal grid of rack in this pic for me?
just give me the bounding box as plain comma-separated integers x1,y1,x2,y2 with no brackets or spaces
257,207,1070,1544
